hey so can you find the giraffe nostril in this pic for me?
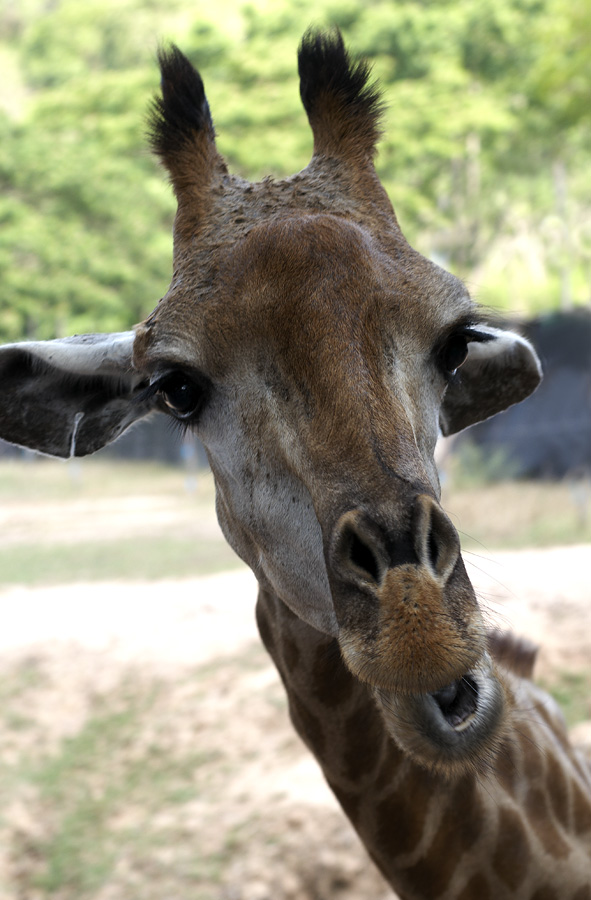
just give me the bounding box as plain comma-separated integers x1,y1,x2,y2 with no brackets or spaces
331,511,388,586
428,526,440,572
414,494,460,583
348,531,381,582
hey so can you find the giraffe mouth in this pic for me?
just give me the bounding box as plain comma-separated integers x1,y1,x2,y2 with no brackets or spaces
374,654,506,775
430,675,479,731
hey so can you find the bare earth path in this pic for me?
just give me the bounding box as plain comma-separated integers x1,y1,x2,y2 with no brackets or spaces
0,546,589,899
0,546,588,672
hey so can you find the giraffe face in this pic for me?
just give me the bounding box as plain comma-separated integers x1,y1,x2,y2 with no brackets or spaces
0,33,541,775
135,214,479,649
134,213,512,773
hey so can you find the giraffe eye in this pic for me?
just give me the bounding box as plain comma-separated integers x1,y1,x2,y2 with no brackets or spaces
440,334,469,376
157,371,207,419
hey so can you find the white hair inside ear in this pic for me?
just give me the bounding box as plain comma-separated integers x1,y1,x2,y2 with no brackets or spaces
440,325,542,436
465,325,542,373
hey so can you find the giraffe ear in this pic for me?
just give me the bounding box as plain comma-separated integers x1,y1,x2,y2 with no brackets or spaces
439,327,542,436
0,332,155,458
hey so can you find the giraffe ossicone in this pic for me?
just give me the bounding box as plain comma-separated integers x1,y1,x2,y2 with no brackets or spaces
0,29,589,899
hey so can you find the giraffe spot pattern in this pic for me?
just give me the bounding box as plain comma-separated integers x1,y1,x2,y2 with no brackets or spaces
374,743,406,794
529,889,560,900
525,786,571,859
327,779,361,824
492,806,531,890
373,780,431,859
494,738,521,798
402,777,483,898
571,748,591,786
456,873,491,900
518,728,547,782
573,778,591,835
571,887,591,900
311,641,355,707
281,634,301,672
342,704,384,781
545,752,571,830
534,699,570,752
288,692,327,758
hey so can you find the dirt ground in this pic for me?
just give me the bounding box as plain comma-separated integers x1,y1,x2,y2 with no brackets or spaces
0,546,590,899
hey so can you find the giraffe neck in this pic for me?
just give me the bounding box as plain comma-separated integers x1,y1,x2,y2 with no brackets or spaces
255,589,591,900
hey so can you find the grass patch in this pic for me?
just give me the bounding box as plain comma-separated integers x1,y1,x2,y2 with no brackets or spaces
0,656,46,700
0,650,277,899
0,535,241,587
12,672,227,898
0,458,190,502
541,670,591,729
0,458,243,584
30,707,139,894
443,480,591,551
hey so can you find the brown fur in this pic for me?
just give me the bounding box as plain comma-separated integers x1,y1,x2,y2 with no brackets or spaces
487,629,539,680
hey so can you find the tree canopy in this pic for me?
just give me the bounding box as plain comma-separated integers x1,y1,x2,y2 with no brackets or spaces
0,0,589,341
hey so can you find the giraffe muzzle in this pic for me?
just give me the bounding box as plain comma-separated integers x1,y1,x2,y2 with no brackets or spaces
374,654,507,776
330,495,486,695
327,494,508,773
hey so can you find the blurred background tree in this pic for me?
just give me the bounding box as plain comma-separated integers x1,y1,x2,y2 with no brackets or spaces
0,0,589,341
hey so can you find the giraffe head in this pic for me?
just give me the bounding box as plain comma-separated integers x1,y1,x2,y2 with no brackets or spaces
0,32,540,777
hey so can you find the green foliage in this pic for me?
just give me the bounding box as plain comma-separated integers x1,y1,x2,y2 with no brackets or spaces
526,0,591,138
1,0,590,341
445,439,521,489
541,670,591,729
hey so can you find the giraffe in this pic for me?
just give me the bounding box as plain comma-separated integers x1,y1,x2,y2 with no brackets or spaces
0,30,589,898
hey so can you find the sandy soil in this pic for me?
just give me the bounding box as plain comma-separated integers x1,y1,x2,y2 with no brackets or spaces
1,546,589,670
0,546,589,899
